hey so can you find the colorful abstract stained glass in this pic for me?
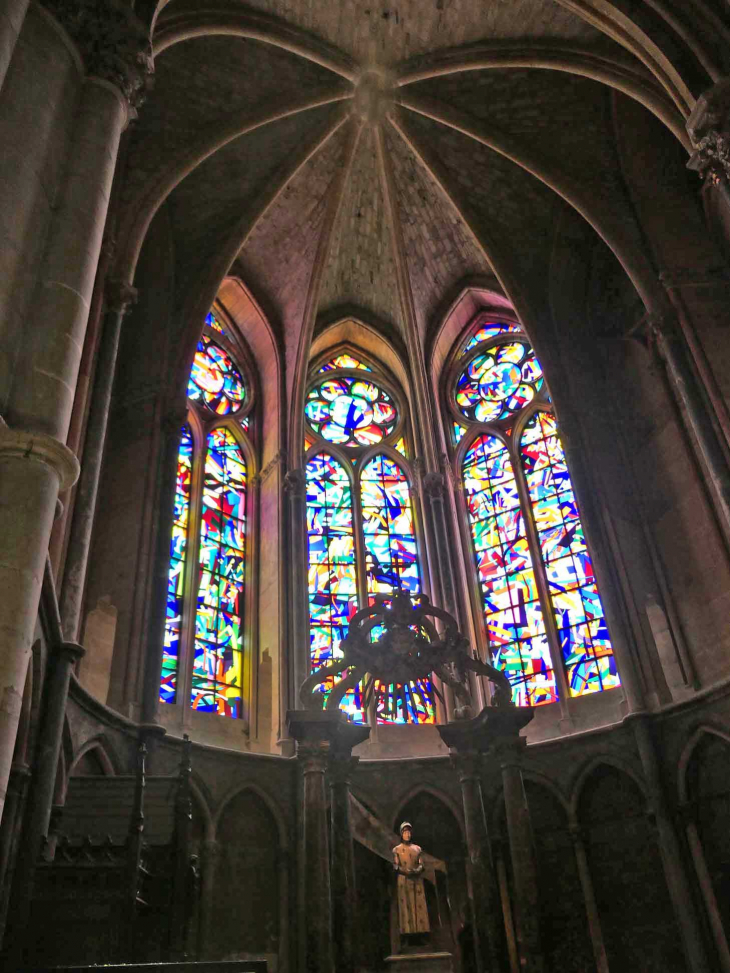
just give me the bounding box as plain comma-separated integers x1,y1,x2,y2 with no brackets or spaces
305,376,398,447
205,310,228,337
361,455,434,724
161,425,192,705
456,342,543,424
320,354,371,372
192,427,246,717
188,334,246,416
453,422,466,445
463,321,522,355
520,413,619,696
463,434,556,706
306,453,362,720
393,436,408,458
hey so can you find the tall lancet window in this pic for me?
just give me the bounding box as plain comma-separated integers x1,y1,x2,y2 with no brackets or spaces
161,309,255,719
304,350,433,725
448,315,620,706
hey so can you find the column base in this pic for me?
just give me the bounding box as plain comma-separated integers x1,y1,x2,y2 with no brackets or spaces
385,950,454,972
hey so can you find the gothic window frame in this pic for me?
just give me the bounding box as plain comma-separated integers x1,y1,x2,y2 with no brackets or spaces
444,312,620,707
304,346,440,725
162,305,260,726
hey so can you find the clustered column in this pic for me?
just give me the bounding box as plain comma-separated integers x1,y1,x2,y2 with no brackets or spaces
0,0,152,827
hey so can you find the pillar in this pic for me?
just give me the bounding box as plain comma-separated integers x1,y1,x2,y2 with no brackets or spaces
4,640,84,960
0,0,28,94
630,715,712,972
0,2,151,826
199,838,219,957
451,749,506,973
288,710,339,973
329,723,369,973
494,738,544,973
568,826,609,973
59,279,138,640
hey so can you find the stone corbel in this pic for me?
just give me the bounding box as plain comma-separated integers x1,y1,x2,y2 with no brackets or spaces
0,426,80,491
687,78,730,184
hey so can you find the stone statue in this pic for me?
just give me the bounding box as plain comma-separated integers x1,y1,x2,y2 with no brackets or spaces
393,821,430,946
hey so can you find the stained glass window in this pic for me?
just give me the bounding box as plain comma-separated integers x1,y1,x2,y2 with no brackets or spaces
305,355,430,724
463,320,521,355
188,334,246,415
452,318,619,706
193,428,246,717
521,413,619,696
320,353,371,372
206,310,228,337
162,425,193,705
306,453,361,720
455,341,543,424
305,376,398,447
463,435,554,706
361,455,434,724
161,309,253,719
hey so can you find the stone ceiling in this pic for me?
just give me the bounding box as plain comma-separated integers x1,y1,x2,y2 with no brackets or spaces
115,0,692,380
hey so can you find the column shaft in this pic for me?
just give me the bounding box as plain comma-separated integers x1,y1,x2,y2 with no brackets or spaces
0,0,28,95
499,749,544,973
199,838,219,957
8,78,127,437
656,318,730,548
329,755,358,973
569,827,609,973
5,640,84,958
632,716,711,972
453,752,505,973
60,284,136,639
300,743,334,973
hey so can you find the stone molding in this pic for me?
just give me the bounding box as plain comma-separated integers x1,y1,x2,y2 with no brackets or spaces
41,0,154,109
0,427,80,491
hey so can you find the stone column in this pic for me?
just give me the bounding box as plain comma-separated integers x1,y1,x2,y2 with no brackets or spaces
494,738,544,973
0,0,28,94
0,4,151,826
0,427,78,825
199,838,219,957
568,826,609,973
650,313,730,547
329,723,369,973
450,749,505,973
288,711,338,973
4,640,85,954
288,711,366,973
630,715,711,973
60,280,138,640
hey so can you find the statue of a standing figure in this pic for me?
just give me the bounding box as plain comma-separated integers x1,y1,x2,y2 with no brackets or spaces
393,822,430,948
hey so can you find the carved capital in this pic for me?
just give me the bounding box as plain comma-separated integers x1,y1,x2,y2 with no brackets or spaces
42,0,154,110
284,467,306,500
105,278,138,315
328,752,359,786
687,79,730,183
297,739,330,774
491,735,527,766
57,640,85,663
423,471,446,500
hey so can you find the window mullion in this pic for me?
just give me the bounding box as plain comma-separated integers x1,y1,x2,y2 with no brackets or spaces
509,430,572,718
180,414,206,723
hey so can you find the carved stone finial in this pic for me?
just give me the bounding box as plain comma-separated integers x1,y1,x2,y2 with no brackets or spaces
42,0,154,110
687,78,730,182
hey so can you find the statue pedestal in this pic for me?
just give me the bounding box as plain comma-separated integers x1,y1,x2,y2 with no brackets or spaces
385,950,454,972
